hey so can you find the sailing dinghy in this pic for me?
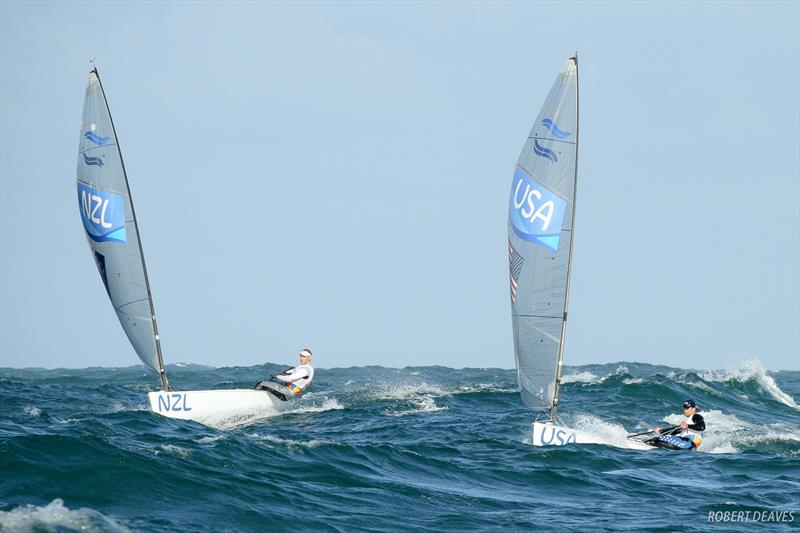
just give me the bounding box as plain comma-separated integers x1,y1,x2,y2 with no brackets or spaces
507,56,587,446
76,67,286,423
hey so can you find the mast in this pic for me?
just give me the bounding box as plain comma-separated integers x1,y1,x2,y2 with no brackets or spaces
549,53,579,422
92,67,170,392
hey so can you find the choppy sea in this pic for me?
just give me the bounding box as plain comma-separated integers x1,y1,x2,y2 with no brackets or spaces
1,360,798,532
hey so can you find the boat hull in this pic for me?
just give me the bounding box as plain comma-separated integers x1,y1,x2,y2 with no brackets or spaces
533,421,655,450
148,389,286,424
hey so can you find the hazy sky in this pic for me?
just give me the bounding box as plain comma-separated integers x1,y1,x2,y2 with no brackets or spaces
1,1,798,371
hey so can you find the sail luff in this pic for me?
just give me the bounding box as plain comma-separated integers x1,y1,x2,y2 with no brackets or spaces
90,68,169,391
549,54,579,422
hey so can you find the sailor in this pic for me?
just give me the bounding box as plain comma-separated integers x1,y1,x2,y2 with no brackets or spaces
653,399,706,450
255,349,315,401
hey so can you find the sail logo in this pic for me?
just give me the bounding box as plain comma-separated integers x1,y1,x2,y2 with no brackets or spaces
533,138,558,163
77,183,126,243
83,153,104,166
508,166,566,252
84,131,110,145
542,118,571,139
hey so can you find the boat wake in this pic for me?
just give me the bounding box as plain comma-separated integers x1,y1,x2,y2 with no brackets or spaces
202,396,344,430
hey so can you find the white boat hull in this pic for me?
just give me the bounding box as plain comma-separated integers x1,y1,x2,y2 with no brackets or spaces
148,389,286,425
532,421,655,450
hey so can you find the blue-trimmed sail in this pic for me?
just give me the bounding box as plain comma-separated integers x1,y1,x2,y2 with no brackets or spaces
76,70,163,375
508,58,578,414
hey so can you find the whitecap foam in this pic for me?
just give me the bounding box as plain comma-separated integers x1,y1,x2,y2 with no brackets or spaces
569,413,650,450
366,382,450,401
700,360,800,410
0,499,131,533
726,422,800,452
286,398,344,415
562,366,630,385
561,371,602,384
685,380,716,393
249,433,335,449
385,396,447,417
198,435,225,444
199,405,285,430
23,406,41,417
456,383,516,394
157,444,191,457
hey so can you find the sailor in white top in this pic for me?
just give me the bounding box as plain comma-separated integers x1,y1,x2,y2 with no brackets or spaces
256,349,314,401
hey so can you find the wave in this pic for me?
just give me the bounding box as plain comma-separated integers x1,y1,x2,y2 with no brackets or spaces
0,499,130,533
561,361,798,412
561,366,629,384
384,396,448,417
248,434,336,450
698,359,800,410
156,444,192,458
2,360,798,531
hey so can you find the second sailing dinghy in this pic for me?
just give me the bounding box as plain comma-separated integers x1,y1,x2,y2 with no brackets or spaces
507,56,587,447
76,68,287,424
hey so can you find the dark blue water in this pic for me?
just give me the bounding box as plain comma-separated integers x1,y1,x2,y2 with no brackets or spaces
1,361,798,532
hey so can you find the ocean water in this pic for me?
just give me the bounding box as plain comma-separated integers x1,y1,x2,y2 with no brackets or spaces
1,360,798,532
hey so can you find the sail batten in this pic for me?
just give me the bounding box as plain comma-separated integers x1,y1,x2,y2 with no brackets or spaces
76,68,169,390
508,57,579,418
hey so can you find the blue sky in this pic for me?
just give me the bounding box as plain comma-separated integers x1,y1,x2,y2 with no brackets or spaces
1,1,798,371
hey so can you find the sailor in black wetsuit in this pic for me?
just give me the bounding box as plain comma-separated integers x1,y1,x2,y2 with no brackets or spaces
652,399,706,450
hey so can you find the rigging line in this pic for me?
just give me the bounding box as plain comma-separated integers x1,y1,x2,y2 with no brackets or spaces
79,143,118,155
527,136,576,145
93,67,168,390
75,178,128,197
114,298,151,312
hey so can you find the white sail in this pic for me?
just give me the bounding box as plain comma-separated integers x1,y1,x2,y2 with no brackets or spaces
76,69,168,390
508,57,579,419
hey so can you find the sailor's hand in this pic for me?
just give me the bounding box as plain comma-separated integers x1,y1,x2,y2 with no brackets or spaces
679,422,688,429
653,427,661,434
